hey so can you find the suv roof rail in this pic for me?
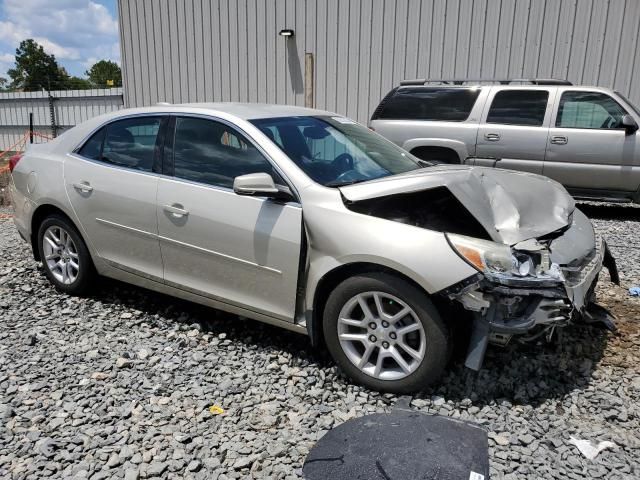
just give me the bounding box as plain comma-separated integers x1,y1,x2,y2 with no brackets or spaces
399,78,572,86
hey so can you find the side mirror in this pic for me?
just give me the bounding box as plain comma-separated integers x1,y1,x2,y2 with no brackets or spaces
233,173,294,201
621,114,638,134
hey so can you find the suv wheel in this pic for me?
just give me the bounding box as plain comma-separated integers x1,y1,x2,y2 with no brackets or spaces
37,215,94,295
323,272,449,393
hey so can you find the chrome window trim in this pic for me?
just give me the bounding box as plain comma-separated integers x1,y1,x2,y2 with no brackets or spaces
156,174,302,208
66,151,162,180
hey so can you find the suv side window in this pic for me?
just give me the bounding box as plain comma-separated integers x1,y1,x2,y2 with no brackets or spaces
173,116,282,189
556,91,628,129
486,90,549,126
375,87,480,121
98,117,162,172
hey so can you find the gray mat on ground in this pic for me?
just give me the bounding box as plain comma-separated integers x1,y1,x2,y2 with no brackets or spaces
303,409,489,480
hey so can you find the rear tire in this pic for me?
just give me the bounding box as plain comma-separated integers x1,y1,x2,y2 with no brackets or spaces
323,272,450,393
37,214,94,295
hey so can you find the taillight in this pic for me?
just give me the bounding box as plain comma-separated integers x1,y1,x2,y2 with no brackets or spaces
8,153,23,172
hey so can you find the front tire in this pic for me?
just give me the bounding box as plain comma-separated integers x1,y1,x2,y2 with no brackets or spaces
37,214,94,295
323,272,449,393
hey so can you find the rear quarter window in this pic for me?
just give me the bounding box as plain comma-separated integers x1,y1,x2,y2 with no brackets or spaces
373,87,480,121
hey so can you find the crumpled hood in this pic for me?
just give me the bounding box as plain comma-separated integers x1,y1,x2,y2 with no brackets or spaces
340,165,575,245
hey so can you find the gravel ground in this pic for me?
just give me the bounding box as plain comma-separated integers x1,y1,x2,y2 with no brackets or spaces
0,204,639,479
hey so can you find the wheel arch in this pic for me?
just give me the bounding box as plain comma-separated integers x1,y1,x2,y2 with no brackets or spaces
402,138,468,164
307,262,435,348
30,204,81,261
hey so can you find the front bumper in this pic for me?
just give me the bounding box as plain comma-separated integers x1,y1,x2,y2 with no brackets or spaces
450,236,618,371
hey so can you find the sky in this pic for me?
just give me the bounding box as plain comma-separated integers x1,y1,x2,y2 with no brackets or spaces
0,0,119,81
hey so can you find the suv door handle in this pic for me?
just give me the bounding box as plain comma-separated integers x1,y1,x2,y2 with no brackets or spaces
550,135,568,145
163,204,189,218
484,133,500,141
72,182,93,193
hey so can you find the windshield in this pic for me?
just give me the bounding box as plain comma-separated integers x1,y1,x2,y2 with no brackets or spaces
250,115,421,186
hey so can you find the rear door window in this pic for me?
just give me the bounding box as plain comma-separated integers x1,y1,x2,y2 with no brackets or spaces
375,87,480,121
99,117,162,172
556,91,628,129
486,90,549,126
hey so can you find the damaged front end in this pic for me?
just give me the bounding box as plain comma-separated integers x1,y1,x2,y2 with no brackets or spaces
338,166,619,372
442,210,619,370
444,210,619,370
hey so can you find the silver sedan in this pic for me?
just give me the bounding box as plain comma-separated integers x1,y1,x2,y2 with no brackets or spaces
8,103,618,392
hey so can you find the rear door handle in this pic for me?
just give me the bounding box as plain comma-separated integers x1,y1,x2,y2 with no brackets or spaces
550,135,568,145
163,204,189,218
72,182,93,193
484,133,500,141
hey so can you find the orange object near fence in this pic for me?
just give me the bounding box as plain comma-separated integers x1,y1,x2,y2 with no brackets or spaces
0,129,54,204
0,129,54,174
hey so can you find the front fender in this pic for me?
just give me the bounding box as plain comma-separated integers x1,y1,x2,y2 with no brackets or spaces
302,204,478,313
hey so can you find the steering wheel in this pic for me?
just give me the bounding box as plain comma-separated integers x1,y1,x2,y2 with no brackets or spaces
330,153,355,177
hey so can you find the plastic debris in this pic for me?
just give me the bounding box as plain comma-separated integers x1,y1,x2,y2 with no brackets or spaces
629,287,640,296
209,405,224,415
569,437,616,460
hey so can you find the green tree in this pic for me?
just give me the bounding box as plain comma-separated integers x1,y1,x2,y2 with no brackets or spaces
66,76,93,90
85,60,122,88
7,39,67,91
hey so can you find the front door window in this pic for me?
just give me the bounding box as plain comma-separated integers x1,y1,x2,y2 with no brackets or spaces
556,91,627,129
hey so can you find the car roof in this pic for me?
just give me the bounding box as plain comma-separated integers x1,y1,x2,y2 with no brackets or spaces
147,102,338,120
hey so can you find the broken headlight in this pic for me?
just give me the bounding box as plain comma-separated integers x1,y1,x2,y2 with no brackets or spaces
446,233,563,282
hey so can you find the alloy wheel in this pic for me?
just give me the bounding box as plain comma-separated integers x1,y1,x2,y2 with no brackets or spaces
42,225,80,285
337,291,426,381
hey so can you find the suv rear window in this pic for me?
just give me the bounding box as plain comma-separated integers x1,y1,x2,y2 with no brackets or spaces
486,90,549,126
373,87,480,121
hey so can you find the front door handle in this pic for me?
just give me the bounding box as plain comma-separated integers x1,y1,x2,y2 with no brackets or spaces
72,182,93,193
550,135,568,145
163,204,189,218
484,133,501,141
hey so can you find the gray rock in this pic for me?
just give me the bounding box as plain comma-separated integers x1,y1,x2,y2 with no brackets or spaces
145,462,167,477
116,357,133,368
124,469,139,480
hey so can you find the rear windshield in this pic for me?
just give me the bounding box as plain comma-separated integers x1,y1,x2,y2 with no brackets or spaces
373,87,480,121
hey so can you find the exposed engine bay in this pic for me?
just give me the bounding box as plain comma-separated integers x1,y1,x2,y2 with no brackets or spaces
346,187,491,240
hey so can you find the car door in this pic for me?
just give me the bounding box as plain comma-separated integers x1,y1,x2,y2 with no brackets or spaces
64,115,167,280
157,115,302,322
474,87,553,174
544,89,640,193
